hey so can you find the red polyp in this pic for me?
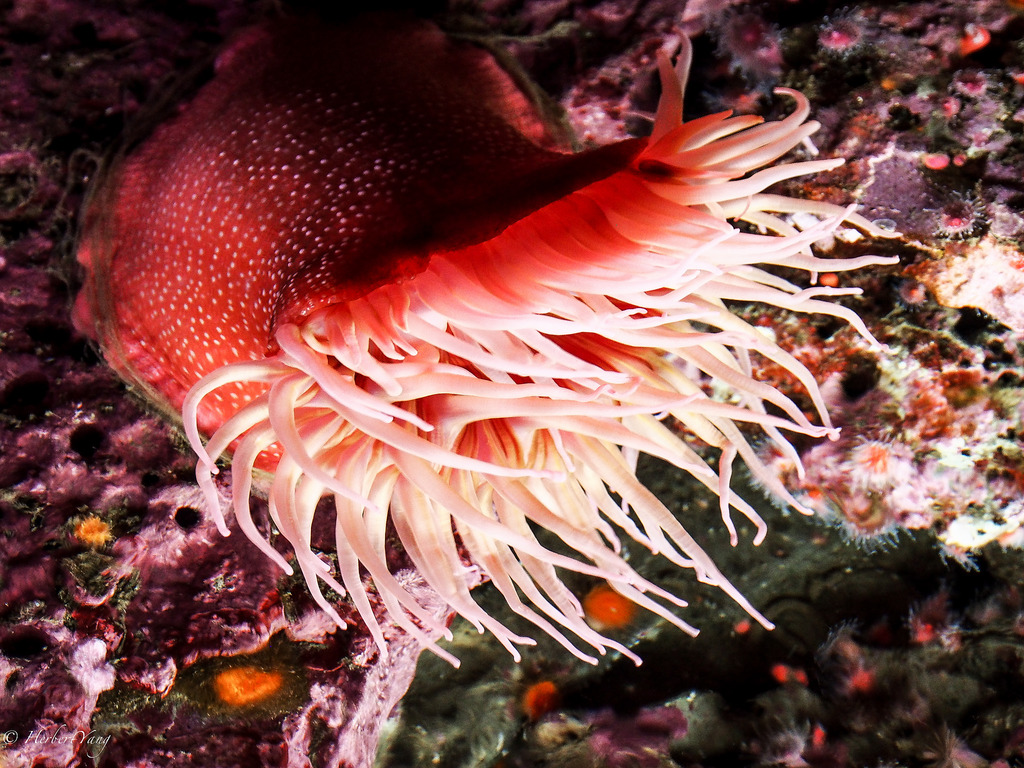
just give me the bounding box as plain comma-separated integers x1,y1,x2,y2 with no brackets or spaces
75,14,641,434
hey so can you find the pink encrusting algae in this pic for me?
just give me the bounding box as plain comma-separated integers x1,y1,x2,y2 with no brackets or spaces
74,13,896,666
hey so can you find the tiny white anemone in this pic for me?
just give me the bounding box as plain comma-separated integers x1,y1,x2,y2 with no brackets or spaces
183,37,897,667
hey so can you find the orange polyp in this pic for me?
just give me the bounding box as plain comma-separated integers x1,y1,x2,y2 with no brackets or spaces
521,680,561,721
73,515,112,547
583,583,638,631
960,24,991,56
213,666,285,707
921,152,951,170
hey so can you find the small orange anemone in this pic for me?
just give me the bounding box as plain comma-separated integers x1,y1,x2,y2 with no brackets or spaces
521,680,562,721
75,15,895,666
583,583,638,632
73,515,112,548
213,666,285,708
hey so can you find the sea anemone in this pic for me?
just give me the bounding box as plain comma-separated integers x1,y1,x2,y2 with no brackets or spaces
74,14,895,666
